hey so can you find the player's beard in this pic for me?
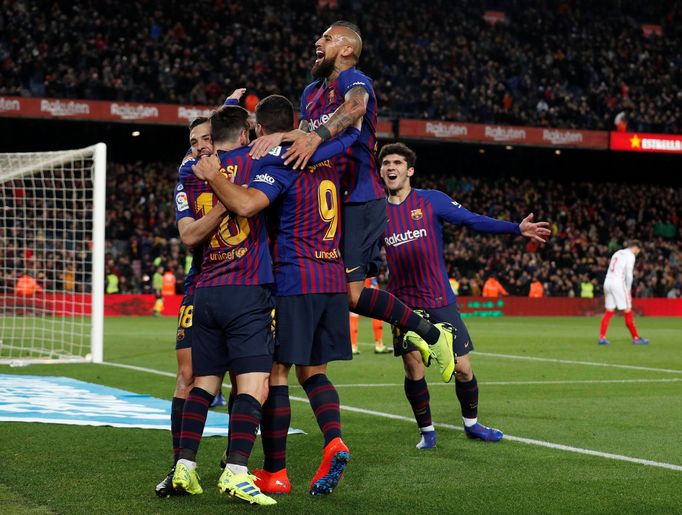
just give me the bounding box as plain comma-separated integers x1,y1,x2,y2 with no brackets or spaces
312,56,335,79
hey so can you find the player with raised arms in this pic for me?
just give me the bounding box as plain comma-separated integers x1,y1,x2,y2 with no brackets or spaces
249,20,456,384
379,142,551,447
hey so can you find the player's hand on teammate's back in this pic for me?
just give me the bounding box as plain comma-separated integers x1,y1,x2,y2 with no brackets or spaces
249,132,284,160
283,131,322,169
519,213,551,243
192,154,221,181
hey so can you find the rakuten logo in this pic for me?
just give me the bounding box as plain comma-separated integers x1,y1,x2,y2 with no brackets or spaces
0,97,20,112
543,129,583,145
484,125,526,141
178,106,214,121
111,103,159,120
40,99,90,117
309,113,332,130
384,228,427,247
425,122,467,138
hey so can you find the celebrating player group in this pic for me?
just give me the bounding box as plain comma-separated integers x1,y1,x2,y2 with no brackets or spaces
156,20,551,506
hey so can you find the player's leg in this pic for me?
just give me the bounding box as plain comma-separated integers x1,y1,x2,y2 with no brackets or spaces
599,283,618,344
373,318,391,353
298,364,350,496
216,285,276,506
436,303,502,442
401,350,436,449
343,200,454,379
294,293,351,495
173,373,222,495
156,298,195,497
349,312,360,354
253,361,292,494
624,308,648,344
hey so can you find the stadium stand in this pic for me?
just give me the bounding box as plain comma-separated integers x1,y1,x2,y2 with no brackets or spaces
1,0,680,132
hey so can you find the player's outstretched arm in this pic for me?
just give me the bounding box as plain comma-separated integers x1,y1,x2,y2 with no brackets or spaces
192,155,269,218
518,213,551,243
177,204,227,247
282,86,368,170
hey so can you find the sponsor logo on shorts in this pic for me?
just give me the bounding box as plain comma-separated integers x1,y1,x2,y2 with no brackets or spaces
345,266,361,274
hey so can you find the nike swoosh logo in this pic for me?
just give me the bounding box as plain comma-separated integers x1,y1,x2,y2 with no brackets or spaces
345,266,361,274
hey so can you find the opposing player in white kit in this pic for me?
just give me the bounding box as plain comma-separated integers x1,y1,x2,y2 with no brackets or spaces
598,240,649,345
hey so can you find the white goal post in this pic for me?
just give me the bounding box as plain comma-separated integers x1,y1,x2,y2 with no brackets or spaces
0,143,106,364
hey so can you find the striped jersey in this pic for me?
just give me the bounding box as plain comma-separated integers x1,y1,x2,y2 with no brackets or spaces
249,129,360,296
384,189,520,308
300,67,384,203
179,146,274,287
174,149,203,295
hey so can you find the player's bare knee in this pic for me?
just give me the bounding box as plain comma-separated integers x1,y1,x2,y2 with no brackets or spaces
455,355,473,381
403,352,425,380
347,281,363,309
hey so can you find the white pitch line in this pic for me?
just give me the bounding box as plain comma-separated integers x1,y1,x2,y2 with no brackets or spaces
331,378,682,387
100,361,682,473
475,351,682,375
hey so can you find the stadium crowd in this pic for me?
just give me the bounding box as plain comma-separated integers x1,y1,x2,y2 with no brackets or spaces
1,0,680,133
95,160,681,298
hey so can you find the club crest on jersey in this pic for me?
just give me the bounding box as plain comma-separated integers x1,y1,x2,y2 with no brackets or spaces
328,89,336,103
411,208,423,220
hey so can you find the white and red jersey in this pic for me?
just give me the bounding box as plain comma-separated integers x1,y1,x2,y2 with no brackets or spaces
604,248,636,291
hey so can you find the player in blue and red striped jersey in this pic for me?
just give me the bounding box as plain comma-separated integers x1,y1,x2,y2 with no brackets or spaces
171,106,277,506
156,88,247,498
156,116,233,497
379,143,550,448
193,95,360,497
248,20,456,384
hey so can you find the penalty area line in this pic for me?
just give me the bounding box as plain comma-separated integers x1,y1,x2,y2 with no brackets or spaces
100,361,682,473
475,351,682,375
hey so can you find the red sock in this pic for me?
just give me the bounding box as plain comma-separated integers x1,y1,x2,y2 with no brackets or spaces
624,311,639,339
600,311,614,338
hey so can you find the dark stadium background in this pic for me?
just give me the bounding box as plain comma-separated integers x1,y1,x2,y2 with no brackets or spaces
3,117,680,186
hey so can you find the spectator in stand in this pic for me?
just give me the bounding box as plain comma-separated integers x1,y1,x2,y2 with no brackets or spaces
482,276,508,297
1,1,680,133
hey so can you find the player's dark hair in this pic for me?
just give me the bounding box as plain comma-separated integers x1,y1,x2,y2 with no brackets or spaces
255,95,294,134
378,142,417,169
209,106,249,144
188,116,209,130
628,239,642,249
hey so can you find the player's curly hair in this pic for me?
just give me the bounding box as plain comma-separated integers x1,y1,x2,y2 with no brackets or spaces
378,142,417,169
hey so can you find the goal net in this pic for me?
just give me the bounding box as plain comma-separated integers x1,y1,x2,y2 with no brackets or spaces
0,144,105,364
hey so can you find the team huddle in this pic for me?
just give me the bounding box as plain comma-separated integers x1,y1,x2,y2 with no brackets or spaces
156,20,551,505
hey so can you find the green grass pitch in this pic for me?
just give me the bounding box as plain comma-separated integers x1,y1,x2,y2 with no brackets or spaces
1,315,681,514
